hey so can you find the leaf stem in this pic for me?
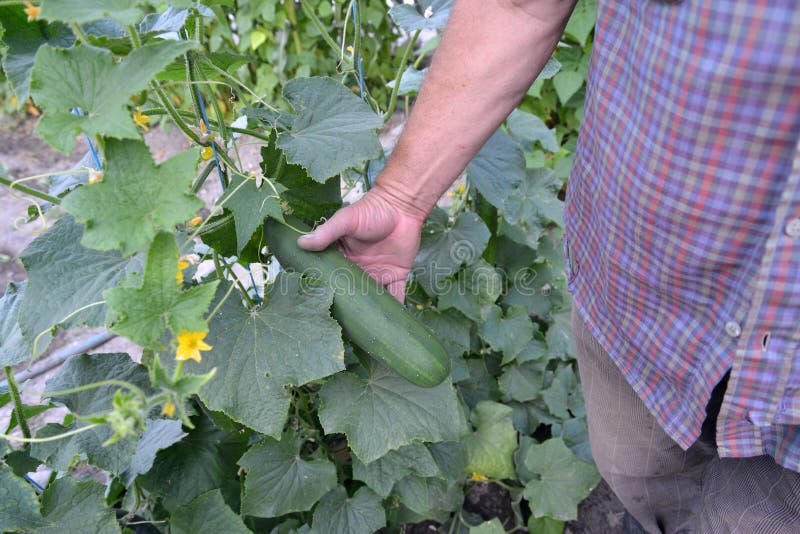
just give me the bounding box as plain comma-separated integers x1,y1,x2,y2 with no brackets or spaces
140,108,274,143
0,176,61,205
3,366,31,442
207,281,237,320
30,301,105,359
70,23,91,46
127,24,205,146
384,30,420,123
299,0,341,57
172,360,185,383
198,57,279,112
42,379,148,405
0,423,99,444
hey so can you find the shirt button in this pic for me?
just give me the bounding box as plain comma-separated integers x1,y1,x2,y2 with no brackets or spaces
725,321,742,338
786,218,800,238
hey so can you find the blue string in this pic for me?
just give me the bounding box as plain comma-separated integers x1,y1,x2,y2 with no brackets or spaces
192,84,263,304
24,474,45,492
192,85,226,191
70,108,102,170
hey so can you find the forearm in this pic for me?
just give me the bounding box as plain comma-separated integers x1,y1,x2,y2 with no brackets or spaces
375,0,577,217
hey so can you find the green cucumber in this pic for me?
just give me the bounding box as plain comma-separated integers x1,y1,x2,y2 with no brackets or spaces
264,217,450,387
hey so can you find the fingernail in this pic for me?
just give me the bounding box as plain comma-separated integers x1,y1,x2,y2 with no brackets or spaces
298,233,314,240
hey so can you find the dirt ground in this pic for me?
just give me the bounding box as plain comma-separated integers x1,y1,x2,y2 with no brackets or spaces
0,113,624,532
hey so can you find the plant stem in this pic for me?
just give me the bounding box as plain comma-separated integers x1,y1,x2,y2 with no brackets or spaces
172,360,185,383
127,24,204,146
384,30,420,123
4,366,31,442
141,108,274,143
70,23,91,46
299,0,340,56
0,177,60,205
152,83,205,145
0,423,99,444
191,160,217,194
43,379,148,404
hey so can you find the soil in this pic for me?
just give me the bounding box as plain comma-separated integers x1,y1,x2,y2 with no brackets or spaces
0,114,625,533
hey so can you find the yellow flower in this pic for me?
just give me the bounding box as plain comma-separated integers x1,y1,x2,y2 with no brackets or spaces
23,2,40,22
415,304,424,311
176,257,191,285
200,146,214,160
176,330,212,362
470,473,489,482
187,216,203,228
455,183,466,195
133,108,150,132
161,401,176,417
10,95,18,107
199,121,208,134
88,169,104,185
346,45,354,55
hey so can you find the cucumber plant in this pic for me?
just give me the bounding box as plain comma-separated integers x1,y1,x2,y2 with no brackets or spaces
0,1,600,532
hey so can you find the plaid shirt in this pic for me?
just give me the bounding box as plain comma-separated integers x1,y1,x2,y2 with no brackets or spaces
564,0,800,471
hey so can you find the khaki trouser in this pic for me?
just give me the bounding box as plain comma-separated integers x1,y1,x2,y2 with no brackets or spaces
571,308,800,534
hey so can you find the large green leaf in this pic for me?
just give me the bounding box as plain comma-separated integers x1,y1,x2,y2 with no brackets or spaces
121,419,188,485
277,77,382,182
389,0,453,31
466,129,525,208
413,208,490,295
470,518,505,534
477,305,533,361
31,422,137,473
260,130,342,222
44,352,153,415
239,432,337,518
437,260,502,322
194,274,344,436
464,401,517,479
40,0,143,25
503,168,564,249
318,361,468,463
564,0,597,47
352,443,441,497
139,413,249,511
62,139,201,256
507,109,558,153
170,489,251,534
312,486,386,534
18,216,141,355
418,309,470,382
498,362,545,403
0,7,73,104
393,475,462,521
103,233,218,347
0,465,46,532
521,437,600,521
552,70,584,105
220,174,286,253
30,40,194,153
0,282,31,366
32,354,178,475
541,364,577,420
36,477,120,534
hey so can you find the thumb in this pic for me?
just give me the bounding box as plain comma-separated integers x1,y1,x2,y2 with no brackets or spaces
297,209,357,251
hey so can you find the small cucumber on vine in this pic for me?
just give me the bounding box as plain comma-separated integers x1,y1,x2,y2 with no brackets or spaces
264,217,450,387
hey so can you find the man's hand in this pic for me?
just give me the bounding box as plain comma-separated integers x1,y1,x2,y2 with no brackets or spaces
298,0,576,301
297,185,427,301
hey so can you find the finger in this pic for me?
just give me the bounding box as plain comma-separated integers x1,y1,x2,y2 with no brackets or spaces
386,280,406,303
297,209,356,251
